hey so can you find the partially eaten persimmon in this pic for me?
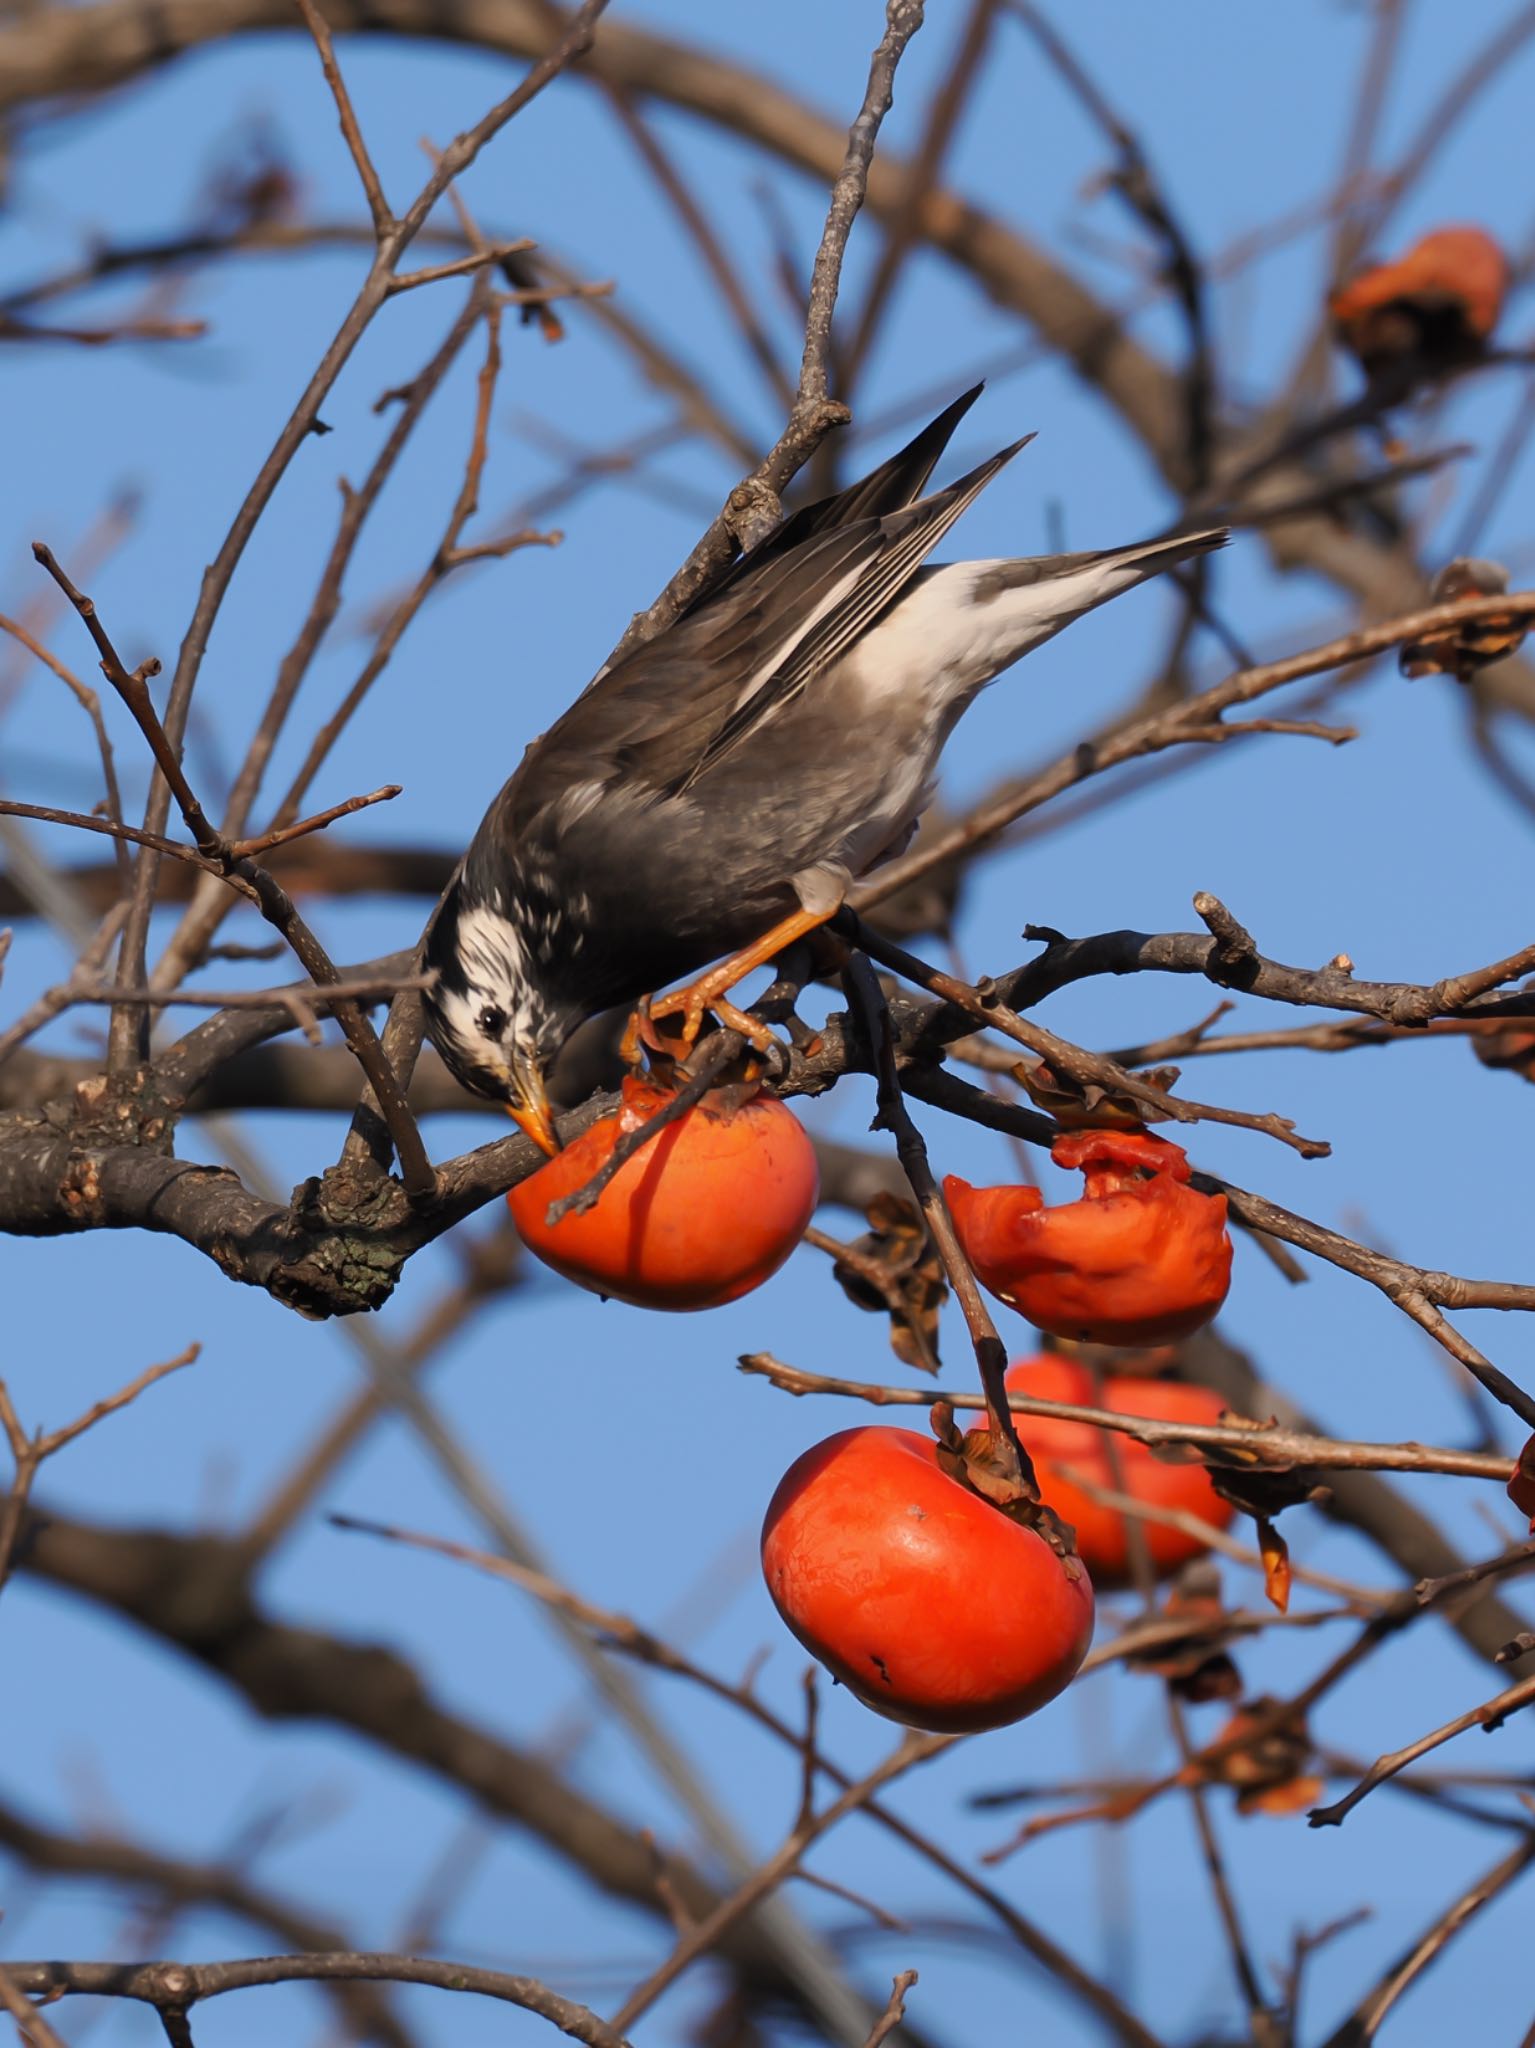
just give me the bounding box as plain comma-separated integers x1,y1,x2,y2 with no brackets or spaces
508,1074,817,1310
945,1128,1231,1347
1330,225,1508,376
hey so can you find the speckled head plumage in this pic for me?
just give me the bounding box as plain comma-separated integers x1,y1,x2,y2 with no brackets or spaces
422,877,578,1152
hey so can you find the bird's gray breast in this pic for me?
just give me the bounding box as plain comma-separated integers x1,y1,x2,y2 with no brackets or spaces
509,646,949,1000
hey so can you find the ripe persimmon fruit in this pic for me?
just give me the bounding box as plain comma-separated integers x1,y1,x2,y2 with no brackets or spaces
1330,225,1508,373
983,1355,1236,1584
508,1074,817,1310
761,1426,1094,1733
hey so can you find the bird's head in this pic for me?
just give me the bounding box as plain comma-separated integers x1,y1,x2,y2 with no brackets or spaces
423,890,571,1155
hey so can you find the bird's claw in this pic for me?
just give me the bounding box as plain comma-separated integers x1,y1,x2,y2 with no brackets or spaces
646,980,736,1044
704,996,781,1056
644,985,712,1046
624,996,699,1064
632,985,781,1059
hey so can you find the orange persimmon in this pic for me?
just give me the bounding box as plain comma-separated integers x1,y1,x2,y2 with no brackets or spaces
944,1128,1231,1347
508,1074,817,1310
1330,225,1508,374
761,1425,1094,1732
979,1355,1235,1584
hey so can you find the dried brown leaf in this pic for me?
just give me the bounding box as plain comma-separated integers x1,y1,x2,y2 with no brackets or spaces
1258,1519,1292,1614
1472,1016,1535,1084
830,1194,948,1374
1016,1059,1180,1130
1124,1576,1244,1702
1400,559,1526,682
1206,1696,1317,1817
1208,1454,1317,1520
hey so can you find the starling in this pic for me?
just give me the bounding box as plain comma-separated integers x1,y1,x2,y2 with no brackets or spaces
424,388,1225,1150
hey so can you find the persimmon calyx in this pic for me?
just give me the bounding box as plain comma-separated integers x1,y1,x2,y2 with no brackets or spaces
928,1399,1083,1568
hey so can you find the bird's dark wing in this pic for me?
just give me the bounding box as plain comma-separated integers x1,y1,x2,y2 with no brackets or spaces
668,433,1031,793
496,517,886,832
681,383,985,616
496,403,1025,839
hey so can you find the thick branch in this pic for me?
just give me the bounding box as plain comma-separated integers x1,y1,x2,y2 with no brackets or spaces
983,916,1535,1034
10,897,1535,1328
13,1507,839,2023
3,1954,628,2048
0,1799,414,2048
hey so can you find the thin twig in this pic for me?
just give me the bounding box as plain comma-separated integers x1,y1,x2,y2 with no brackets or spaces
33,545,436,1199
855,590,1535,913
842,951,1033,1490
1309,1670,1535,1828
1318,1832,1535,2047
841,0,998,390
0,1964,69,2048
2,1956,627,2048
294,0,393,236
542,1034,739,1225
1167,1691,1278,2044
387,240,533,293
734,1355,1516,1480
598,80,793,404
0,799,221,873
0,610,129,883
228,784,401,859
609,0,928,655
862,1971,918,2048
1416,1540,1535,1609
0,1345,197,1596
608,1733,937,2034
0,901,127,1071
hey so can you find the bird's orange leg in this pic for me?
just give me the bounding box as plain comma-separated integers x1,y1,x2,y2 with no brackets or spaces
642,906,836,1050
618,1005,650,1069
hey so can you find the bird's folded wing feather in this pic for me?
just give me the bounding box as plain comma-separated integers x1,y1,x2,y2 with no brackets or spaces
500,415,1026,835
668,434,1030,793
501,519,888,826
680,382,985,616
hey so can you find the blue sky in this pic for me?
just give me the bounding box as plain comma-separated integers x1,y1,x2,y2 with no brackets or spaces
4,4,1535,2043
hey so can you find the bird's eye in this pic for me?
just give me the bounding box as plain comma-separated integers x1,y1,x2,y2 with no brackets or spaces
477,1006,507,1040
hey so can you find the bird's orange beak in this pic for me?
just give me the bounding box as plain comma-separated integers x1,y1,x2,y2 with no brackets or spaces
505,1050,560,1157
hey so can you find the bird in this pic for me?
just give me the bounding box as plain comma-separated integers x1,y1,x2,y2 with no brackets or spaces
423,386,1226,1154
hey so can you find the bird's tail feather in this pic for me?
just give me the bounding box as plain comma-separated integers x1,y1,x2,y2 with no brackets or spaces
943,524,1230,684
1089,526,1228,577
970,526,1226,609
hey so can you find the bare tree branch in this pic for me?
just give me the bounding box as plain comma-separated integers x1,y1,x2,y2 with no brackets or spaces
2,1955,630,2048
